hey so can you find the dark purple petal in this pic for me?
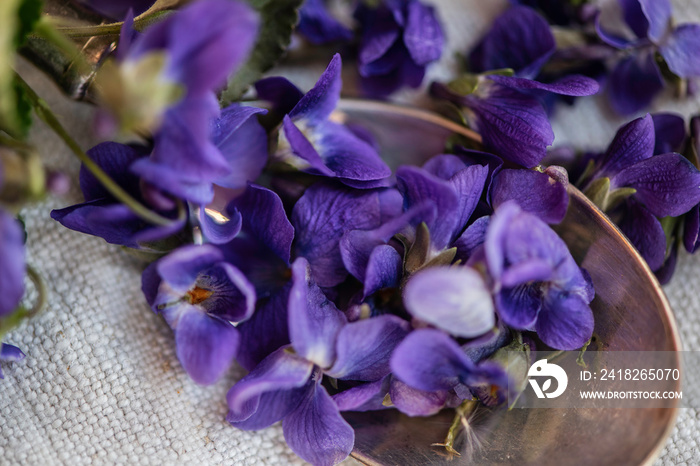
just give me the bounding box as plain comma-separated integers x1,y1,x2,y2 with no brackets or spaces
237,284,291,371
597,114,655,178
363,245,402,298
333,377,390,412
292,183,382,287
495,284,541,329
199,261,256,322
212,105,268,189
612,153,700,217
356,6,401,67
314,121,391,182
404,266,495,338
403,0,443,65
359,47,426,97
0,343,25,379
454,216,490,262
536,292,594,350
390,329,484,392
490,168,568,224
465,85,553,168
389,378,447,417
141,261,161,308
327,315,409,381
620,0,650,38
289,54,342,125
283,381,354,466
684,204,700,253
638,0,672,43
0,343,25,362
174,308,239,385
655,241,678,285
396,166,459,249
51,201,143,249
469,6,555,79
422,154,469,180
486,74,600,96
156,244,223,294
199,206,242,245
227,184,294,264
660,24,700,78
449,165,489,234
288,257,346,368
0,211,26,316
281,115,335,176
297,0,353,45
617,200,666,271
606,53,664,116
254,77,304,117
227,382,311,431
80,142,143,201
226,346,314,425
652,113,687,154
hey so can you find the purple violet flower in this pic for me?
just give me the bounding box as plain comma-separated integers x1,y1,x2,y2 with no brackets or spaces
226,257,409,465
259,54,391,187
0,209,25,317
141,244,256,385
390,328,509,404
596,0,700,114
104,0,259,204
51,142,186,249
297,0,353,45
354,0,444,97
431,74,599,168
469,6,556,80
485,201,595,350
579,114,700,273
0,344,25,379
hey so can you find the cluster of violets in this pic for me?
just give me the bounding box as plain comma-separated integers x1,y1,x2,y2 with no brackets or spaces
0,0,700,465
54,43,599,464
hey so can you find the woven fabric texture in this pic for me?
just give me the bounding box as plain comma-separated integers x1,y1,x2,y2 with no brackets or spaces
1,0,699,464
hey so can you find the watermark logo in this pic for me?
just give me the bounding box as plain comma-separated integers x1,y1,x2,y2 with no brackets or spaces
527,359,568,398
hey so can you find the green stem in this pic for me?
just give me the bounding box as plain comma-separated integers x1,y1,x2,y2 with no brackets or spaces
47,11,171,38
32,17,91,75
0,307,28,342
15,73,176,226
26,266,47,317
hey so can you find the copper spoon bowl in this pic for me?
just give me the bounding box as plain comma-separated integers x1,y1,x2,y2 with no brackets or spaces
334,100,681,466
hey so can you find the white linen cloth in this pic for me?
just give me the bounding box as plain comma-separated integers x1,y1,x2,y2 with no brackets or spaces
2,0,699,464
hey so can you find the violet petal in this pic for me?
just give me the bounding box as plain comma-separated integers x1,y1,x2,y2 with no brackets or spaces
404,266,495,338
174,308,239,385
288,257,346,368
327,315,410,381
659,24,700,78
612,153,700,217
283,380,354,466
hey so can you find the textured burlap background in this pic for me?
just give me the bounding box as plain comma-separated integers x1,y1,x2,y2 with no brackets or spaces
1,0,699,464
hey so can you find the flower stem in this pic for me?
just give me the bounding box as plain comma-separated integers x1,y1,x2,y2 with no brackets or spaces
47,11,171,38
26,266,47,317
15,73,175,226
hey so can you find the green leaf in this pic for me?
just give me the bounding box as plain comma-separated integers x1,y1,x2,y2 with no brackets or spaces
16,0,42,47
220,0,304,105
0,0,42,138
